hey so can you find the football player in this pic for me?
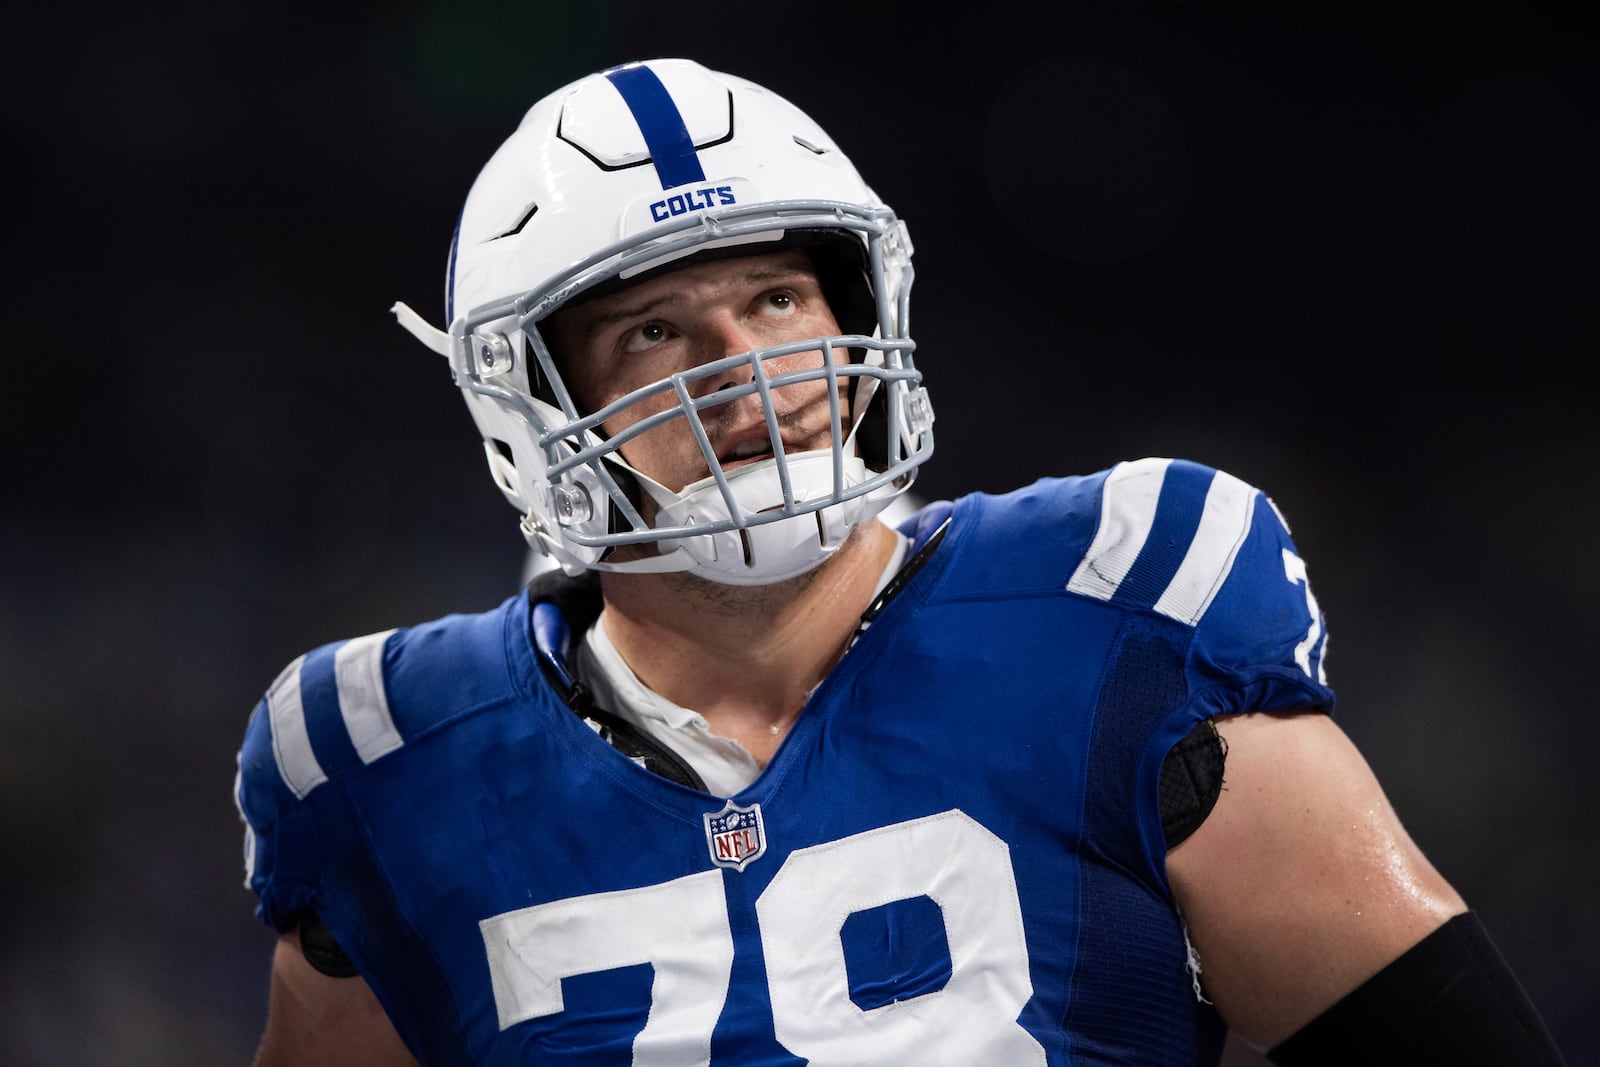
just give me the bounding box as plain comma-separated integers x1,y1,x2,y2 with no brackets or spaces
235,58,1566,1065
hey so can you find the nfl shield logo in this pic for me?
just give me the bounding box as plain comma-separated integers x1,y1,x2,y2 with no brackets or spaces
703,800,767,871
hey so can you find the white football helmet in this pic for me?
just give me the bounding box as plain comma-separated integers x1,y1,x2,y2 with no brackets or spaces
393,58,934,584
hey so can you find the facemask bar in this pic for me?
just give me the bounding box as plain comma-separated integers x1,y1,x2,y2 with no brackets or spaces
544,336,920,546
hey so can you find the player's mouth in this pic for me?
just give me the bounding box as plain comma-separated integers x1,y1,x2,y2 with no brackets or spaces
707,392,843,476
718,433,780,471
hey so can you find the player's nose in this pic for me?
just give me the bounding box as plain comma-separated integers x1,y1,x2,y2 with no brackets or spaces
688,314,762,395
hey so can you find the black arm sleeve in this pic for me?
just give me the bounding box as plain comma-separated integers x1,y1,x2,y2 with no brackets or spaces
1267,911,1566,1066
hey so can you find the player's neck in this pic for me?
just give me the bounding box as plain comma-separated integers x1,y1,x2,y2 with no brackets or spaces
596,519,897,739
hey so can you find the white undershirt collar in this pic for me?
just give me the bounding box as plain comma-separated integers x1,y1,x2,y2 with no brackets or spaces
575,522,910,797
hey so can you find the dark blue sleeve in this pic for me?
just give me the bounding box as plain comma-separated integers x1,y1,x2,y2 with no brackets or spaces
235,655,326,933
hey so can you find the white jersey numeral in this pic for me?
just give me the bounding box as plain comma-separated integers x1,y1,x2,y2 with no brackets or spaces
481,870,734,1064
481,811,1047,1064
758,811,1046,1065
1281,548,1327,683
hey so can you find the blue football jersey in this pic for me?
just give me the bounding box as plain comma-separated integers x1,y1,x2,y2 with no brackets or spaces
236,459,1335,1065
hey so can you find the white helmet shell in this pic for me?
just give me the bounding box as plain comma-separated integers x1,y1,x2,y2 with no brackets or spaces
393,58,934,584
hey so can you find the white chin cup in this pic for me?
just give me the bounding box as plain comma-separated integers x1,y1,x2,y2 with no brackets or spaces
653,451,892,585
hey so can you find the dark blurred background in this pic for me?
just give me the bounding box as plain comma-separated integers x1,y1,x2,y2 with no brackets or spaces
3,3,1594,1064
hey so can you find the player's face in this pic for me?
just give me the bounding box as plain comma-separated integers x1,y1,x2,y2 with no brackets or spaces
546,249,850,495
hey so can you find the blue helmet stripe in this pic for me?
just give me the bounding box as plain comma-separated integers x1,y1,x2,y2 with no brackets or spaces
604,64,707,190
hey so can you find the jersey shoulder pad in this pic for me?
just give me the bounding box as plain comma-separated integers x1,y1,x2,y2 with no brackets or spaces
1062,456,1332,706
238,593,532,807
925,472,1109,596
1064,456,1261,625
235,594,535,928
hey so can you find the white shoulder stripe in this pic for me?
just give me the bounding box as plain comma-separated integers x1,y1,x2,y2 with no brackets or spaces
267,654,326,800
1066,457,1170,601
335,629,403,764
234,765,256,889
1153,469,1256,625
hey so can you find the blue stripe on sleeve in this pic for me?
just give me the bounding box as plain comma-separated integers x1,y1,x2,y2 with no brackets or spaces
604,64,707,190
1115,461,1215,609
298,643,362,781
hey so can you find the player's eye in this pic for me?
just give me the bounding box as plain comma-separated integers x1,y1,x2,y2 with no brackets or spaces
621,320,670,354
763,291,797,315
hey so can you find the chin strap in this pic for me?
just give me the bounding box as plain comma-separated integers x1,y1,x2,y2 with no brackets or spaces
651,453,895,586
